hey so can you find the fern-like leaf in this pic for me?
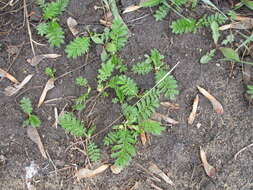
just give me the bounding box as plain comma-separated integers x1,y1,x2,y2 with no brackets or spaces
172,0,188,6
108,129,137,168
122,104,138,124
36,22,49,36
198,13,227,27
20,97,33,115
139,120,165,135
140,0,164,7
154,2,170,21
170,18,197,34
109,19,128,52
109,75,139,102
97,59,115,84
59,112,86,137
43,0,69,20
150,49,165,70
136,89,160,122
155,69,179,100
45,21,65,47
87,142,101,162
65,37,90,59
132,59,153,75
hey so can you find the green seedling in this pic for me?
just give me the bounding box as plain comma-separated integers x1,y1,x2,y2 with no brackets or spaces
20,97,41,127
44,67,56,78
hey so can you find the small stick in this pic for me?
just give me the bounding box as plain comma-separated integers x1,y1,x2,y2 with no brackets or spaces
234,143,253,160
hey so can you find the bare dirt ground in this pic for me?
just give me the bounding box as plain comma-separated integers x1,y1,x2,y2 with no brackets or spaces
1,0,253,189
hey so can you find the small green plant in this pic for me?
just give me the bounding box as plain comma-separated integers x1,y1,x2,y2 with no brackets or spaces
200,49,216,64
20,97,41,127
247,85,253,98
36,0,69,47
65,37,90,59
87,142,101,162
132,58,153,75
73,77,91,111
45,67,56,78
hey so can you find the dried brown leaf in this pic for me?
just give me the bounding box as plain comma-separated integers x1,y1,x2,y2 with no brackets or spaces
140,132,147,146
151,112,179,125
110,164,123,174
67,17,79,36
197,86,224,114
188,95,199,125
200,147,215,177
220,17,253,30
27,127,47,159
0,68,19,84
148,163,175,186
160,101,180,110
123,5,141,13
75,164,109,179
38,78,55,108
27,54,61,66
4,74,33,96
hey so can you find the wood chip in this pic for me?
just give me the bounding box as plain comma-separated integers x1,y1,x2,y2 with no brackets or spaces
188,95,199,125
27,54,61,66
110,164,123,174
151,112,179,125
4,74,33,96
75,164,109,179
200,146,215,177
0,68,19,84
140,132,147,146
148,163,175,186
123,5,141,13
67,17,79,36
38,78,55,108
197,86,224,114
27,127,47,159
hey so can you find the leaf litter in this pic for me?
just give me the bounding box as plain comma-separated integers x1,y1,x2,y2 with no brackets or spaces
38,78,55,108
67,17,79,36
188,95,199,125
27,127,47,159
197,86,224,114
75,164,109,179
199,146,216,177
151,112,179,125
0,68,19,84
27,54,61,66
4,74,33,96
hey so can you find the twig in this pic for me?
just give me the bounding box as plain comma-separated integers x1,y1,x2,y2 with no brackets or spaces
234,142,253,160
23,0,35,56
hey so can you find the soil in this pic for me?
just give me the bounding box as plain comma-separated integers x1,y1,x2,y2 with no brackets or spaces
1,0,253,190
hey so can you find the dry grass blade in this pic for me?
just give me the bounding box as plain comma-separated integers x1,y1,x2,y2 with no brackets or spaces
27,54,61,66
200,147,215,177
27,127,47,159
197,86,224,114
151,112,179,125
148,163,175,186
0,68,19,84
188,95,199,125
4,74,33,96
140,132,147,146
123,5,141,13
75,164,109,179
38,78,55,108
67,17,79,36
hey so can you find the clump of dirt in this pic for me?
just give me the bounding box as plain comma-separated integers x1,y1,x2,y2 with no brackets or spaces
1,0,253,190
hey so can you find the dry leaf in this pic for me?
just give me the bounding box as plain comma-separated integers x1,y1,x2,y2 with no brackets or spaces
110,164,123,174
38,78,55,108
25,161,39,190
148,163,175,186
220,16,253,30
123,5,141,13
150,183,163,190
53,107,58,128
188,95,199,125
140,132,147,146
160,101,180,110
67,17,79,36
151,112,179,125
27,54,61,66
200,147,215,177
197,86,224,114
4,74,33,96
75,164,109,179
27,127,47,159
0,68,19,84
